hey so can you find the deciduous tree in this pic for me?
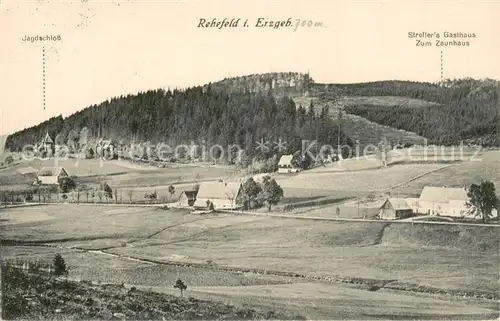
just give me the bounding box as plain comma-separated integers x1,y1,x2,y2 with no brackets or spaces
466,181,498,223
258,175,284,211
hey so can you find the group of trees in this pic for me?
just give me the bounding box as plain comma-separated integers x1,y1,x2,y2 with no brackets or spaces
241,176,284,211
467,181,499,223
204,72,312,95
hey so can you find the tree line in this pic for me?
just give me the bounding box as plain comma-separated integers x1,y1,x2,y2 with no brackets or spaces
6,75,498,153
6,86,352,165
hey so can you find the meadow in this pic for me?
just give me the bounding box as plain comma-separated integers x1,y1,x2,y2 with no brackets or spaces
395,150,500,196
276,162,446,193
1,204,499,319
292,96,429,149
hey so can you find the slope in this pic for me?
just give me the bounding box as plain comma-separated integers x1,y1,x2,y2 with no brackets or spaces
293,96,428,150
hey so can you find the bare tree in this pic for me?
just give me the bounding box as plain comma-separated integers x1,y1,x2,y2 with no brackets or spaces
97,190,103,202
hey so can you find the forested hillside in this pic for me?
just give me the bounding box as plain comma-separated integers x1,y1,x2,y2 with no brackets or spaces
338,79,499,146
6,86,351,160
6,75,499,155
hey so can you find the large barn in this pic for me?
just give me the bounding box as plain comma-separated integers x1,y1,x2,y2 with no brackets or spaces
193,181,243,210
378,198,413,220
418,186,470,217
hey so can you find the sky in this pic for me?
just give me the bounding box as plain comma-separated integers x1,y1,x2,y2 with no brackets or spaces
0,0,499,136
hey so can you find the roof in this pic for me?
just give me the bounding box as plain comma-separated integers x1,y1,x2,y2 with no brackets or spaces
278,154,294,166
41,132,53,144
382,198,411,210
37,176,59,185
195,181,241,200
17,167,39,175
37,166,67,177
99,140,113,148
181,190,198,199
419,186,468,203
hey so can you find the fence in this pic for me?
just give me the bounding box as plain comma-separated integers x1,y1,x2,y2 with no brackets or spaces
2,259,55,274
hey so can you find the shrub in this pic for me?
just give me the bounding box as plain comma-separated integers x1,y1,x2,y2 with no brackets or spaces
173,279,187,296
103,183,113,199
53,254,67,276
59,177,76,193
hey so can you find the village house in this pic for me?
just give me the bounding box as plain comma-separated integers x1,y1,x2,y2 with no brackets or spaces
378,198,413,220
277,154,301,174
95,139,116,159
37,132,55,157
193,181,243,210
177,190,198,208
418,186,471,217
34,166,69,185
404,197,420,213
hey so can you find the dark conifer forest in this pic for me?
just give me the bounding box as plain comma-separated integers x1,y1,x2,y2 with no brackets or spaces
5,73,499,156
317,78,499,146
6,73,351,161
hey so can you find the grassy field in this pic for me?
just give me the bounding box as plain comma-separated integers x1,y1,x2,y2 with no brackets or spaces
77,164,238,187
0,157,239,200
395,150,500,197
108,217,500,294
2,204,499,319
0,205,197,241
293,96,428,149
276,162,446,193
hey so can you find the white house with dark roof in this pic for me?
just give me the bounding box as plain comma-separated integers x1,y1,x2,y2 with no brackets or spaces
35,166,69,185
193,181,243,210
277,154,300,174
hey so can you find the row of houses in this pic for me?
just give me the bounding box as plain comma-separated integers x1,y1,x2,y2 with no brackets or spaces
379,186,498,220
34,133,116,159
31,165,492,221
31,165,244,211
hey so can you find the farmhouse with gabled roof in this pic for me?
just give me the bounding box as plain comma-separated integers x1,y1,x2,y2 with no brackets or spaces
277,154,301,174
378,198,413,220
35,166,69,185
193,181,243,210
418,186,470,217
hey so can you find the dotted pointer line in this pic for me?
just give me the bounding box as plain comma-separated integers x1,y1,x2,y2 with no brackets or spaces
440,50,443,81
43,47,46,110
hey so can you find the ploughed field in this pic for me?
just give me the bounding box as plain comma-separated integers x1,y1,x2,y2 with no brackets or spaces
1,204,499,319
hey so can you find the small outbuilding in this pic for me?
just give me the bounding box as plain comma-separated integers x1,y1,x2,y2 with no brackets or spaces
378,198,413,220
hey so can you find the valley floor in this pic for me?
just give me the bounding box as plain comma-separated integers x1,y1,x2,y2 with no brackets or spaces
1,205,499,319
